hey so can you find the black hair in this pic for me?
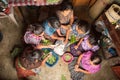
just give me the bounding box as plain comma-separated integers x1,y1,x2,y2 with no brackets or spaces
77,20,91,33
27,49,43,63
88,34,98,45
60,2,73,11
48,17,61,29
28,24,44,35
90,54,102,65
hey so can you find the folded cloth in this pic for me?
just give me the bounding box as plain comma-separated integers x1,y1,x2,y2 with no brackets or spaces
8,0,63,7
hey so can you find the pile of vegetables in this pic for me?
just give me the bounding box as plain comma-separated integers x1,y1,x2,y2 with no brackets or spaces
64,53,72,62
41,49,50,59
64,55,71,61
42,39,51,46
70,35,76,44
46,55,56,65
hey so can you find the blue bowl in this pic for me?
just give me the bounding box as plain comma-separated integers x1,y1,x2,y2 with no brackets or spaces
42,48,59,67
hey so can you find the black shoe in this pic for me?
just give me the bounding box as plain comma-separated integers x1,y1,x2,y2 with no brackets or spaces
0,32,3,42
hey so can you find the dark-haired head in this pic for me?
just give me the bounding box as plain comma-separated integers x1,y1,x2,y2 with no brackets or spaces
77,20,91,34
90,54,102,65
48,17,61,29
88,34,98,45
28,49,43,62
60,2,73,11
29,24,44,35
33,24,44,35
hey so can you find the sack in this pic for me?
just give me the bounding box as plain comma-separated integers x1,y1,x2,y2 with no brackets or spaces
53,40,65,56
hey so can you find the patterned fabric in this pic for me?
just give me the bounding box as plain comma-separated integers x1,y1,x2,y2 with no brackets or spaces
70,43,84,57
15,58,36,78
81,51,101,73
43,21,56,36
68,57,84,80
70,35,99,57
8,0,63,7
24,31,42,45
81,35,99,52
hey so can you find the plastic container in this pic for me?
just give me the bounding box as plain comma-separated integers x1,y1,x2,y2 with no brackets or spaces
105,4,120,24
43,48,59,67
62,52,73,63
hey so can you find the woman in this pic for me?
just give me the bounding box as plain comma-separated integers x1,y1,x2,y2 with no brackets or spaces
68,51,102,80
15,46,51,79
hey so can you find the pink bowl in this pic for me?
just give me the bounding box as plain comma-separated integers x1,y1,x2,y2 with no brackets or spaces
62,52,74,63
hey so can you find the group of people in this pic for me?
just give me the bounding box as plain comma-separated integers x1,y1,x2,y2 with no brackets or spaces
15,2,102,80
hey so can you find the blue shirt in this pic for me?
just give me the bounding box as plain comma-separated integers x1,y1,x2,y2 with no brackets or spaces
71,24,90,38
43,21,56,36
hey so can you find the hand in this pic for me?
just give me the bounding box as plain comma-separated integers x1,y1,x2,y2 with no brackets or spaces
48,52,52,57
67,25,71,29
64,39,68,45
74,64,79,71
36,45,41,49
59,37,65,41
74,45,78,49
49,45,55,49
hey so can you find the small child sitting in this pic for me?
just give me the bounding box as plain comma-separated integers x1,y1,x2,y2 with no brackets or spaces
56,2,74,44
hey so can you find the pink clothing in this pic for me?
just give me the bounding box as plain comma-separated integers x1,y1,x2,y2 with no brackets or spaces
81,51,101,73
24,31,42,45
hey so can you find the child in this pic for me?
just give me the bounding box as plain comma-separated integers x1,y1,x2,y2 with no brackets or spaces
60,19,91,48
24,24,44,45
56,2,74,26
56,2,74,43
15,46,52,79
66,19,91,44
70,34,99,57
43,17,65,41
24,24,54,49
68,51,102,80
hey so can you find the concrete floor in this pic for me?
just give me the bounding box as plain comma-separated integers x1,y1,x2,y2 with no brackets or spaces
0,6,120,80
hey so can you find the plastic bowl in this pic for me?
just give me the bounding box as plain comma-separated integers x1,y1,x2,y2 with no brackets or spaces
42,48,59,67
62,52,73,63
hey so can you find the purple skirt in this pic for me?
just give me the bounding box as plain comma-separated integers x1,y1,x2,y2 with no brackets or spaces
70,43,84,57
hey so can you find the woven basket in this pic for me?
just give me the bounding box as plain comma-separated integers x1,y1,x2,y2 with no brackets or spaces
105,4,120,24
